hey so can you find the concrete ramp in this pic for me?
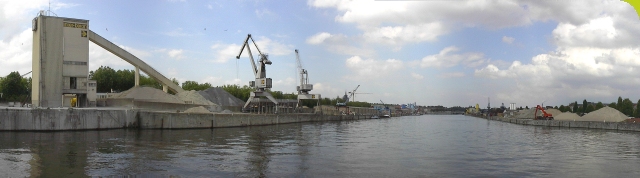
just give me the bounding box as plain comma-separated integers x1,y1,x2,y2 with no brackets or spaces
88,30,184,93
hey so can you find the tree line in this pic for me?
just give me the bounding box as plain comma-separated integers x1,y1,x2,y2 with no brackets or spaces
0,71,30,102
556,97,639,117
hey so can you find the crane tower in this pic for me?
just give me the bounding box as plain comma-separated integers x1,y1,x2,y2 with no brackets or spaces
295,49,320,108
236,34,279,113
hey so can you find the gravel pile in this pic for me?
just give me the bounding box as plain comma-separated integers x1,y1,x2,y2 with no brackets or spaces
580,106,628,122
513,108,561,119
198,87,245,106
184,106,212,114
545,109,562,117
111,86,184,104
554,112,581,121
176,90,218,106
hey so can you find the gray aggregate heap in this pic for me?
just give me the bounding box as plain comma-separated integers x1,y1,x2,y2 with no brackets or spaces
198,87,246,107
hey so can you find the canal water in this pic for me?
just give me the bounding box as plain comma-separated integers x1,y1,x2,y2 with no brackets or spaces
2,115,640,177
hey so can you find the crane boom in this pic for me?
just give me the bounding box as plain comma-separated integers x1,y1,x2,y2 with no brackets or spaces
235,34,278,113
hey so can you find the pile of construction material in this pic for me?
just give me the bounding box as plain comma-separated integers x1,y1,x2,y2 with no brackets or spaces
107,86,222,112
177,90,221,112
184,106,212,114
111,86,184,104
580,107,628,122
515,106,629,122
198,87,245,109
554,113,581,121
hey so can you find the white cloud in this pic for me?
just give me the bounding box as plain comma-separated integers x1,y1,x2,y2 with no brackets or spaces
167,49,184,60
305,32,375,57
419,46,485,68
502,36,515,44
210,36,293,63
438,72,465,78
210,43,242,63
306,32,332,44
344,56,403,80
410,72,424,80
89,43,133,71
201,76,242,86
363,23,445,45
312,82,341,98
0,28,32,76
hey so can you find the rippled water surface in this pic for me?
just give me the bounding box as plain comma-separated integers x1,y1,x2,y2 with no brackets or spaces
2,115,640,177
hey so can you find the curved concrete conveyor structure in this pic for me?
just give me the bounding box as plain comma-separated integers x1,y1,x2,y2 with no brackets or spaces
87,30,184,94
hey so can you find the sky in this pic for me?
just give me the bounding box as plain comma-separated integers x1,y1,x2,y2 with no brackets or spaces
1,0,640,108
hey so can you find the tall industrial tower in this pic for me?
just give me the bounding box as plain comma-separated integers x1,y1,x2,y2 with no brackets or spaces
32,12,96,107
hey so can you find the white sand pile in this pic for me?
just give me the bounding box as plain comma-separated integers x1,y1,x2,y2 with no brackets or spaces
554,112,581,121
111,86,183,104
184,106,211,113
176,90,218,106
580,106,628,122
545,109,562,117
514,108,561,119
220,109,233,114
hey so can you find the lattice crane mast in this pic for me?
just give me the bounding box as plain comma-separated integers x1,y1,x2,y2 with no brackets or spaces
236,34,279,113
294,49,320,108
295,49,312,94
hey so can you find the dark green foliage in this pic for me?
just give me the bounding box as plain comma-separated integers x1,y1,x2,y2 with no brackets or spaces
595,102,604,110
182,81,212,91
586,104,595,113
573,101,578,113
558,105,567,112
636,99,640,118
621,98,634,116
617,96,623,110
0,72,29,101
89,66,179,93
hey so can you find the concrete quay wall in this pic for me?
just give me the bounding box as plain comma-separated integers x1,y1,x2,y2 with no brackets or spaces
0,108,373,131
137,112,363,129
0,108,137,131
478,115,640,132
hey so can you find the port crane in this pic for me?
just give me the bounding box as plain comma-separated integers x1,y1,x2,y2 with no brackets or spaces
336,85,359,106
295,49,320,108
236,34,278,113
347,85,371,102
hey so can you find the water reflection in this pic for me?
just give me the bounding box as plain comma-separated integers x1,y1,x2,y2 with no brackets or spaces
2,116,640,177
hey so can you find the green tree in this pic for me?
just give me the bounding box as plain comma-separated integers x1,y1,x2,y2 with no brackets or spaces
89,66,117,92
617,96,623,110
636,99,640,118
595,102,604,110
621,98,634,116
554,106,558,109
582,99,588,113
573,101,578,113
0,72,28,101
114,69,135,92
558,105,566,112
586,104,595,113
182,81,212,91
